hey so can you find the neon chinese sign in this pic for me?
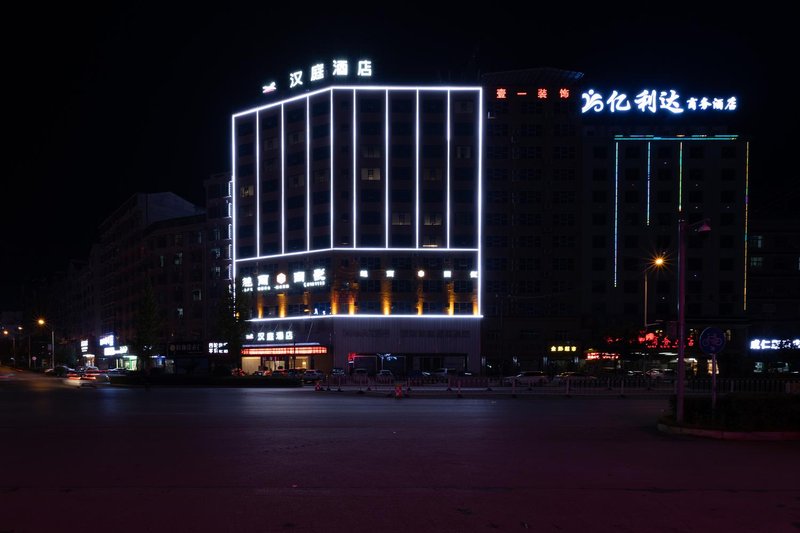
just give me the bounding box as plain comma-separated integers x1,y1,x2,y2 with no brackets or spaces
750,339,800,350
581,89,737,114
262,59,374,95
242,268,327,293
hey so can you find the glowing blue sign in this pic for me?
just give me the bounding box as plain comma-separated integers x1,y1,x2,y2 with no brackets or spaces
581,89,737,114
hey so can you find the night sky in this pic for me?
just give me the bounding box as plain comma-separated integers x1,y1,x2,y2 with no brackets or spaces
2,6,791,310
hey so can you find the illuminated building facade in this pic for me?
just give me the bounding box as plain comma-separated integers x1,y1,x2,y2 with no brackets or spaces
232,86,483,374
481,68,750,374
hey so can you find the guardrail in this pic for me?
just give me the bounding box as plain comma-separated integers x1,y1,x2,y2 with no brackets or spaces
316,375,800,397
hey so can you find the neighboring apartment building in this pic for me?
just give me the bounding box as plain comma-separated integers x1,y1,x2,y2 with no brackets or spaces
481,68,749,375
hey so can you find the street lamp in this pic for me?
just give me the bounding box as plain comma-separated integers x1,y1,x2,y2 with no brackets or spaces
676,217,711,423
3,326,22,367
37,318,56,370
644,255,666,328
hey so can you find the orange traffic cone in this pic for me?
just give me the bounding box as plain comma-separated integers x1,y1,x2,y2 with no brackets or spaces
315,381,322,391
394,384,403,399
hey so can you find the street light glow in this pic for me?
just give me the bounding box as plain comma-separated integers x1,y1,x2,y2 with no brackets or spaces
37,318,55,370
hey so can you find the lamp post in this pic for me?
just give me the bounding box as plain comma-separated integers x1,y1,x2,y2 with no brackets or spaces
3,328,19,367
37,318,56,370
676,218,711,423
644,255,666,328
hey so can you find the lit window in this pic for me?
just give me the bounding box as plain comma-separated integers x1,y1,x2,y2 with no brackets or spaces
470,271,478,279
360,168,381,181
417,270,425,278
386,270,395,278
360,270,369,278
443,270,452,278
192,290,202,301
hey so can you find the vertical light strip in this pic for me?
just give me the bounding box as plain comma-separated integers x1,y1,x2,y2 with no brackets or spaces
678,141,683,213
352,89,357,248
231,115,237,287
743,141,750,311
646,141,651,227
281,104,285,254
613,141,619,288
330,90,334,249
476,88,483,315
255,112,261,257
385,89,390,248
446,90,451,249
306,96,310,251
415,89,420,248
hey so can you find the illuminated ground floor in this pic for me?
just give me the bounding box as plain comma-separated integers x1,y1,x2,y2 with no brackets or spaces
241,316,481,376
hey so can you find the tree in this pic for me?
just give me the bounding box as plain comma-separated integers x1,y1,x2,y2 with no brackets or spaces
133,279,160,373
216,283,251,371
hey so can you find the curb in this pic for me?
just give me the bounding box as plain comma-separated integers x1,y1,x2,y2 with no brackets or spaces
657,422,800,441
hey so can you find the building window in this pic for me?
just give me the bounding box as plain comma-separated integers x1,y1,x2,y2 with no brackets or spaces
424,168,442,181
240,185,254,198
176,307,184,319
689,146,704,159
456,146,472,159
391,213,411,226
363,145,381,158
752,235,763,249
192,289,202,301
361,168,381,181
749,256,763,268
174,253,183,266
423,214,442,226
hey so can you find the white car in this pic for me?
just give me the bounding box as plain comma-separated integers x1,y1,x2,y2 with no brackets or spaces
502,371,549,386
301,369,324,383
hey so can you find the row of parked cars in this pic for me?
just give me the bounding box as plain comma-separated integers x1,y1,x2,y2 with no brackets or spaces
501,369,677,386
501,371,602,386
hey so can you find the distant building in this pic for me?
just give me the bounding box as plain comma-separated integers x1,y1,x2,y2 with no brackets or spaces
746,216,800,373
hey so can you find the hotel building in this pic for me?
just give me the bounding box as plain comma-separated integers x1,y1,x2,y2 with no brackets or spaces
232,85,484,374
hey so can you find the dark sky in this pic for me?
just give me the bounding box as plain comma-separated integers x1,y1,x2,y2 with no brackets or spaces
2,6,791,310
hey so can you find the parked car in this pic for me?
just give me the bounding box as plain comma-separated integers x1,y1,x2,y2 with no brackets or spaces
301,369,324,383
107,368,129,377
552,372,598,384
45,365,75,377
376,369,394,383
285,369,303,380
502,370,549,386
645,368,665,379
431,368,454,381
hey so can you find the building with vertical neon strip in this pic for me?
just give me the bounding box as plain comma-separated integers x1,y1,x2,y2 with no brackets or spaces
232,86,483,374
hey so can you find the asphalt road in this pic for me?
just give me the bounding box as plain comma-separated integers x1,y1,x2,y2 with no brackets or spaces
1,369,798,532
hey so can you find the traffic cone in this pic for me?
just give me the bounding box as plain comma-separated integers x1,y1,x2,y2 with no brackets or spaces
394,384,403,399
314,381,322,392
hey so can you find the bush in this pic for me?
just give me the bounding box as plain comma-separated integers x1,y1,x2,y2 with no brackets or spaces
666,394,800,431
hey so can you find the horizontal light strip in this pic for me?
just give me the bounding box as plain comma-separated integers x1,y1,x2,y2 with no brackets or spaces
242,346,327,355
233,86,483,117
235,247,479,262
614,135,738,141
247,314,483,322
